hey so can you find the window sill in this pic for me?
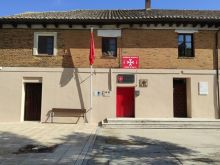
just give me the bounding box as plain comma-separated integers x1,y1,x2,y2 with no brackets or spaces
178,56,195,59
33,54,55,57
101,55,117,59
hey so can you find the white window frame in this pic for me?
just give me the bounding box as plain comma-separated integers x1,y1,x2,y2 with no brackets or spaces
33,32,57,56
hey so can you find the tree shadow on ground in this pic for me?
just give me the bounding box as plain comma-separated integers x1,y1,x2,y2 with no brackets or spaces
0,128,90,165
0,131,60,164
83,131,220,165
1,128,220,165
85,135,189,164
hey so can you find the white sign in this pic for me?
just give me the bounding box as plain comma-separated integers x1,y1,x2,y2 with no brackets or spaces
199,82,208,95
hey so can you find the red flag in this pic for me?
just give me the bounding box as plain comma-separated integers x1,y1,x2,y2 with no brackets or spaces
89,29,95,65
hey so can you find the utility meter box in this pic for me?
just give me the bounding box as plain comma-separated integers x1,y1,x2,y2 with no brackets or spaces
102,91,111,97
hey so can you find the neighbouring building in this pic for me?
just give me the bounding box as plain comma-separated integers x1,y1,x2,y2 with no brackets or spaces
0,0,220,123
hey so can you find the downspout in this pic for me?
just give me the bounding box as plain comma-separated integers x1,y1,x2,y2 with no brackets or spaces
215,29,220,118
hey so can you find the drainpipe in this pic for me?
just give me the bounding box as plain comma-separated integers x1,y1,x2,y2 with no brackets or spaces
215,29,220,118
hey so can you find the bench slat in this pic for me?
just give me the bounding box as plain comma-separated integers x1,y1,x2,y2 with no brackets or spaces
52,108,86,113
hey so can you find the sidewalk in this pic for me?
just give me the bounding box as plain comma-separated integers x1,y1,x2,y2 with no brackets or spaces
0,122,97,165
1,123,220,165
87,128,220,165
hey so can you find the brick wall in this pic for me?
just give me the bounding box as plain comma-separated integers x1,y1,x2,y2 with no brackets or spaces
122,29,216,69
0,28,218,69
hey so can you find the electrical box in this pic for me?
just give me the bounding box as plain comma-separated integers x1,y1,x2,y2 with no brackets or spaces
135,90,140,97
102,91,111,97
93,91,102,97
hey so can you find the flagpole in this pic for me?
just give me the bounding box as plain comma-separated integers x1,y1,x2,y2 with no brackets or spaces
90,27,94,121
90,64,93,111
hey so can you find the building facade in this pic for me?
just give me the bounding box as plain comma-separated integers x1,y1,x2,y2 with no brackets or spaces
0,9,220,123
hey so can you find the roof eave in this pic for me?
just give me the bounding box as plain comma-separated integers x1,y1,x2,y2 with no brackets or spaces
0,18,219,27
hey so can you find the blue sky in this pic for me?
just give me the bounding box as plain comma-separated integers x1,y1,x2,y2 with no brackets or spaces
0,0,220,16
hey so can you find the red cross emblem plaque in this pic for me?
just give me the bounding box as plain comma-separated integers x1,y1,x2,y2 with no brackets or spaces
122,56,139,69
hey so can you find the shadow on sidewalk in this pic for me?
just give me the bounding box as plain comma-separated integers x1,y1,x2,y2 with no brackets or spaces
0,128,219,165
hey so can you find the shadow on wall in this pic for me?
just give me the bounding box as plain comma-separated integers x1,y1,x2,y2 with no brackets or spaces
60,49,75,87
213,42,220,119
58,49,88,122
213,73,220,119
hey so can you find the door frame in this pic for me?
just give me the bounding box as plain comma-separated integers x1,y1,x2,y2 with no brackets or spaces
116,86,135,118
21,78,42,122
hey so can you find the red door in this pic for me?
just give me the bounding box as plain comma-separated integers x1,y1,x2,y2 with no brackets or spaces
117,87,135,117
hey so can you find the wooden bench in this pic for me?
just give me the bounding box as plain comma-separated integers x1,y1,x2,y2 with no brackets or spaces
50,108,86,123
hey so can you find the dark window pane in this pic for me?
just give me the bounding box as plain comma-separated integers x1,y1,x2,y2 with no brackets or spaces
38,36,47,54
178,35,184,42
109,44,116,51
47,37,54,55
109,39,115,45
38,36,54,55
185,35,192,42
102,38,117,57
185,43,192,49
178,41,184,46
185,43,192,57
178,44,185,57
185,48,192,57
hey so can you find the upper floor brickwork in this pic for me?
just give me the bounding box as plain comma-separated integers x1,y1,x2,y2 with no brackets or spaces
0,28,219,69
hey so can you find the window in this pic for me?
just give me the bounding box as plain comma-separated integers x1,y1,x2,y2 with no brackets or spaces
102,37,117,57
178,34,194,57
33,32,57,56
38,36,54,55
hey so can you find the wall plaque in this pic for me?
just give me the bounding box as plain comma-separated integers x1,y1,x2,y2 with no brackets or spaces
199,82,208,95
139,79,148,87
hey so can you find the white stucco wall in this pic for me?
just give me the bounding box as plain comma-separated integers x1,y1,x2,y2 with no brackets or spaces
0,67,218,123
